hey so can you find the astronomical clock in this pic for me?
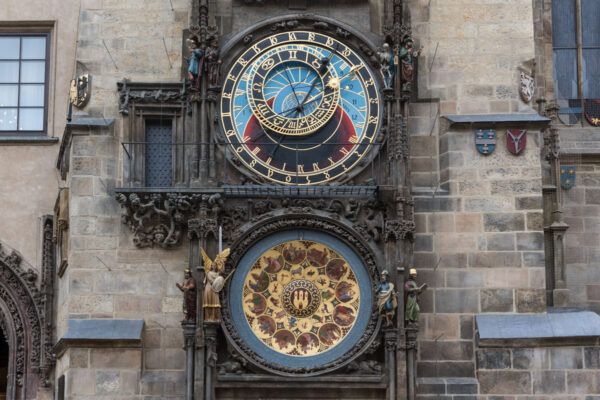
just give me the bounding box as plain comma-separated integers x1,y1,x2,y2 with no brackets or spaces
171,9,414,400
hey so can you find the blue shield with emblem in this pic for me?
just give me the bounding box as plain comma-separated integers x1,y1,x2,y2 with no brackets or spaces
560,166,576,189
475,129,496,155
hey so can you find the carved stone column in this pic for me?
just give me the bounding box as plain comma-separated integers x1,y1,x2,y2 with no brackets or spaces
384,328,397,400
204,321,219,400
182,322,196,400
405,324,419,400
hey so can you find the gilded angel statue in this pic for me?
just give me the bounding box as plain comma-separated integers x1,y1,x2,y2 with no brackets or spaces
201,247,231,322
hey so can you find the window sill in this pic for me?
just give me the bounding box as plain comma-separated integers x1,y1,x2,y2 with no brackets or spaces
0,135,59,145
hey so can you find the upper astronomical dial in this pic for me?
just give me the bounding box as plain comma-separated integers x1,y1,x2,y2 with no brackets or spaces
247,46,340,136
220,31,381,185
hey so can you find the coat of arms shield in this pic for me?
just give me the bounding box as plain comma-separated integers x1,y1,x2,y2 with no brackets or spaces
475,129,496,155
506,129,527,155
560,166,576,190
519,72,534,103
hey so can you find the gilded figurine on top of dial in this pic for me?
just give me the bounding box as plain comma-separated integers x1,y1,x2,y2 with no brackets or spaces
201,247,231,322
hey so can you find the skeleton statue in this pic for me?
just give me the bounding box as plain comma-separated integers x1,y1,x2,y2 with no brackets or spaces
377,43,395,90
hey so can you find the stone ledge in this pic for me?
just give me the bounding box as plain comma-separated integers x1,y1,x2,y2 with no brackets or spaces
0,135,59,145
442,113,550,126
54,319,144,357
476,311,600,347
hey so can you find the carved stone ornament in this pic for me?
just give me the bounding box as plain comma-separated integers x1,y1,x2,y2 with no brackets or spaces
116,192,204,248
219,214,382,376
384,219,415,242
117,80,187,114
0,239,54,395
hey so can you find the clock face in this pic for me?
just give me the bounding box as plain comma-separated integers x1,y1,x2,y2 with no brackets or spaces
228,229,373,371
220,31,381,185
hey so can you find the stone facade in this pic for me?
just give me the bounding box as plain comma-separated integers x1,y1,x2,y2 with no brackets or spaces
0,0,599,399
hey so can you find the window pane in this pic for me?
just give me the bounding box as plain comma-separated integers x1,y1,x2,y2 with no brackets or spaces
20,61,45,83
0,108,18,130
19,84,45,107
553,49,578,99
0,62,19,83
18,108,44,130
583,49,600,98
21,37,46,59
0,37,19,59
0,85,18,106
552,0,577,48
582,0,600,47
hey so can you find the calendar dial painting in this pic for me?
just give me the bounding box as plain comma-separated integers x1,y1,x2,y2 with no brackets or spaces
220,31,381,185
242,240,360,356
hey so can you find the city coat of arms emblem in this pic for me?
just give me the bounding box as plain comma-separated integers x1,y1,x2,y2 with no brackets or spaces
584,99,600,127
560,166,576,190
506,129,527,155
475,129,496,155
519,72,534,103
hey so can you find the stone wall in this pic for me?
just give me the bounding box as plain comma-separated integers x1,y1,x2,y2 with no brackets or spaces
418,346,600,398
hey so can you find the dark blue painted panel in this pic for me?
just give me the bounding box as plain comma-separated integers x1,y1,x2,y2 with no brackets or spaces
145,120,172,187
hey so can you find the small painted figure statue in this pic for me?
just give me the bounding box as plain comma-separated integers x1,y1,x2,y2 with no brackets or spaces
176,269,197,323
187,37,203,89
201,247,231,322
205,35,222,89
404,268,427,324
376,270,397,327
399,35,423,91
377,43,395,90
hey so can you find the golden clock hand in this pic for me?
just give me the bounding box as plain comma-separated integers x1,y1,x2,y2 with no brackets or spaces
299,44,340,110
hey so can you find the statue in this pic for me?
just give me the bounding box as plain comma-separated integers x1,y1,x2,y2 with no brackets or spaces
377,43,395,90
186,37,203,89
176,269,197,323
201,247,231,322
376,270,397,327
399,36,423,91
205,35,222,89
404,268,427,324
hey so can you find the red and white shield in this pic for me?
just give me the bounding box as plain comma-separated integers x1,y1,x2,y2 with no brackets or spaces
519,72,534,103
506,129,527,155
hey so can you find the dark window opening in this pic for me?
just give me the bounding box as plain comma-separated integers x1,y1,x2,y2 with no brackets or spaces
145,119,172,187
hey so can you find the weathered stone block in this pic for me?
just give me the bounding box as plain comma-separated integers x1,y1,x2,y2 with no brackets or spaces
417,361,475,378
428,214,455,232
460,315,473,340
483,213,525,232
550,348,583,369
96,370,120,395
438,253,468,268
478,371,531,394
455,214,482,232
447,270,483,288
584,347,600,368
415,197,462,213
516,196,542,210
566,371,600,394
486,233,515,251
435,289,478,313
417,378,446,395
415,234,433,252
420,341,473,361
465,198,512,212
515,289,545,313
516,232,544,250
523,251,545,267
490,179,541,196
480,289,513,312
446,378,478,394
586,188,600,205
68,369,96,395
70,348,89,368
512,348,549,370
425,314,459,340
71,177,94,196
90,349,141,369
532,370,566,394
469,252,521,268
435,233,478,252
72,156,102,176
476,349,511,370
